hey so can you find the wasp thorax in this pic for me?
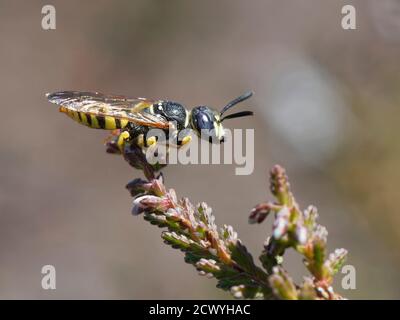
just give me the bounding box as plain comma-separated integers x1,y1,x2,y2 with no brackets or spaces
190,106,224,142
153,101,187,130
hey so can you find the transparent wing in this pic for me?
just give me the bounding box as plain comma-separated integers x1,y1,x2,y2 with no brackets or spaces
46,91,170,129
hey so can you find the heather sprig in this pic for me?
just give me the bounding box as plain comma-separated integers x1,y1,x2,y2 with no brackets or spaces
250,165,348,299
115,142,348,300
126,174,273,299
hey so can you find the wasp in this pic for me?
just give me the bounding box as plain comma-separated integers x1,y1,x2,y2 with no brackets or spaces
46,90,254,152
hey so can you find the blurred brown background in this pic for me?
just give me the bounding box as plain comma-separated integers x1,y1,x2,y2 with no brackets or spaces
0,0,399,299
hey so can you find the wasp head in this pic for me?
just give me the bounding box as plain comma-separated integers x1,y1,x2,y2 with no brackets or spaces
190,106,224,143
190,91,254,143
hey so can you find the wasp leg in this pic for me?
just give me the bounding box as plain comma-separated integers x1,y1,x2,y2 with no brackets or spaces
180,135,192,146
117,131,131,153
134,134,157,148
146,136,158,147
135,134,145,148
103,129,121,144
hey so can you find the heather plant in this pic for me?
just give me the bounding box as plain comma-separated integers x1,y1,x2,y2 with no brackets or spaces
109,140,348,300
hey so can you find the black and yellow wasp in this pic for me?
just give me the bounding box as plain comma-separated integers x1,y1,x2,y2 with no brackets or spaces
46,90,254,152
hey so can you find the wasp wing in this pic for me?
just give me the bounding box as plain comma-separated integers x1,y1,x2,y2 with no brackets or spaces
46,91,171,129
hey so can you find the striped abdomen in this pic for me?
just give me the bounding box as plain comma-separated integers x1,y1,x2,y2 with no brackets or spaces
60,106,129,130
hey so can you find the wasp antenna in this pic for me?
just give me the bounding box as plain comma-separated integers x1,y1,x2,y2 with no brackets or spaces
221,111,254,122
220,91,254,116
